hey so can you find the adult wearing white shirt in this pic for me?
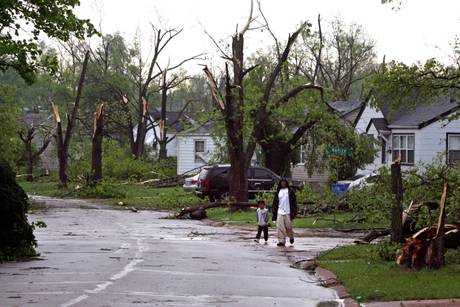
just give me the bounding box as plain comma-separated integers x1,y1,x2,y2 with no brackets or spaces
272,179,298,247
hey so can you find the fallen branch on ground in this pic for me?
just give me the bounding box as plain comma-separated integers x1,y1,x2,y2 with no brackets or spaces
176,202,260,219
354,229,391,244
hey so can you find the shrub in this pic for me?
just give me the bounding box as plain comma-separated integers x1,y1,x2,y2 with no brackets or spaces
445,248,460,265
297,183,320,205
77,181,127,199
377,239,402,261
67,140,154,182
346,161,460,230
151,157,177,178
0,161,37,262
346,168,393,226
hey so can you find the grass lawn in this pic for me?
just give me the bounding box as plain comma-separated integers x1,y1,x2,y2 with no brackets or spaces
207,207,387,230
317,244,460,302
20,180,201,211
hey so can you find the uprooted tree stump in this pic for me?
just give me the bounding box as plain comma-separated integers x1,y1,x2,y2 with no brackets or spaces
396,182,458,270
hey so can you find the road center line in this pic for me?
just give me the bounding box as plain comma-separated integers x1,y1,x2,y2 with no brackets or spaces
60,238,147,307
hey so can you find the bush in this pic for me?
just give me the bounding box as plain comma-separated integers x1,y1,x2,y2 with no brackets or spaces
445,248,460,265
151,157,177,178
377,239,402,261
68,140,154,182
77,181,127,199
297,183,320,205
0,161,37,262
345,160,460,230
346,168,393,226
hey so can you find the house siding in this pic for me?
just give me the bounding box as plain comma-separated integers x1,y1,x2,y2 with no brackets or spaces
391,117,460,167
363,115,460,171
364,123,385,172
355,105,383,134
291,164,329,186
177,135,216,174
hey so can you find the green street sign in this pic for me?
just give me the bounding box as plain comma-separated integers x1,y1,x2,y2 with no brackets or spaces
326,146,352,157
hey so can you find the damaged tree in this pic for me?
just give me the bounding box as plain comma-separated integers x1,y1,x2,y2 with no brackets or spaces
113,26,200,159
426,182,448,269
51,51,90,187
91,102,105,183
203,1,326,200
153,67,194,160
202,1,258,207
18,126,52,182
396,182,459,270
251,9,326,176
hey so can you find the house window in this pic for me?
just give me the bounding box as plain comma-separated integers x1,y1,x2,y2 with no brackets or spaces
447,134,460,165
194,140,205,163
392,134,415,165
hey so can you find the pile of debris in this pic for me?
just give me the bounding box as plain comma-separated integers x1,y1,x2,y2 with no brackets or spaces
357,180,460,270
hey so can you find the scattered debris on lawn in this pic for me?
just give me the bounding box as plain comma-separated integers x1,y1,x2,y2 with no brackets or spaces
176,202,259,220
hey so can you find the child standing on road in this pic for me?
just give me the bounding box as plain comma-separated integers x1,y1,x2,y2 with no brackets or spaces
254,200,269,243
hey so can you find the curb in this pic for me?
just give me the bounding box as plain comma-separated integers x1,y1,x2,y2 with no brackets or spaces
314,266,360,307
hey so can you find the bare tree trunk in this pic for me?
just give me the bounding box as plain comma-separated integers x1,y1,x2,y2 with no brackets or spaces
19,126,51,183
228,142,248,210
25,141,34,182
91,103,104,183
133,97,149,159
158,72,168,160
52,51,90,187
426,182,448,269
391,159,404,243
55,120,68,187
159,143,168,159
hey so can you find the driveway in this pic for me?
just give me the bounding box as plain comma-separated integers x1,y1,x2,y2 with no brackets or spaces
0,197,352,307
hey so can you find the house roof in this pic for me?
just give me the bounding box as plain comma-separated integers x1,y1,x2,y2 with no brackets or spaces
366,118,389,134
177,121,213,135
329,100,363,116
151,109,191,132
382,97,459,128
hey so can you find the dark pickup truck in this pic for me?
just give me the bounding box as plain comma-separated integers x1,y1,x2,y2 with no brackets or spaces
195,164,302,202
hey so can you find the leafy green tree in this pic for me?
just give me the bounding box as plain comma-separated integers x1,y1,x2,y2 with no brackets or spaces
0,84,22,168
0,161,37,262
297,17,376,101
0,0,96,83
244,17,377,177
370,58,459,113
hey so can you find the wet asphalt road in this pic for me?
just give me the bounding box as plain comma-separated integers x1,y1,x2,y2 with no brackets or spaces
0,197,351,307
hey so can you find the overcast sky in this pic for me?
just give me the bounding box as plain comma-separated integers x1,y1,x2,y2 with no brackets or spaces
75,0,460,74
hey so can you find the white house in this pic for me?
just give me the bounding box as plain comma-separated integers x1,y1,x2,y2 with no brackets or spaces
176,124,216,174
144,109,217,174
356,97,460,171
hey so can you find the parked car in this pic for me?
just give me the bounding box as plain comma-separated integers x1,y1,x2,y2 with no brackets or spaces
182,173,199,193
332,171,379,197
195,164,301,202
